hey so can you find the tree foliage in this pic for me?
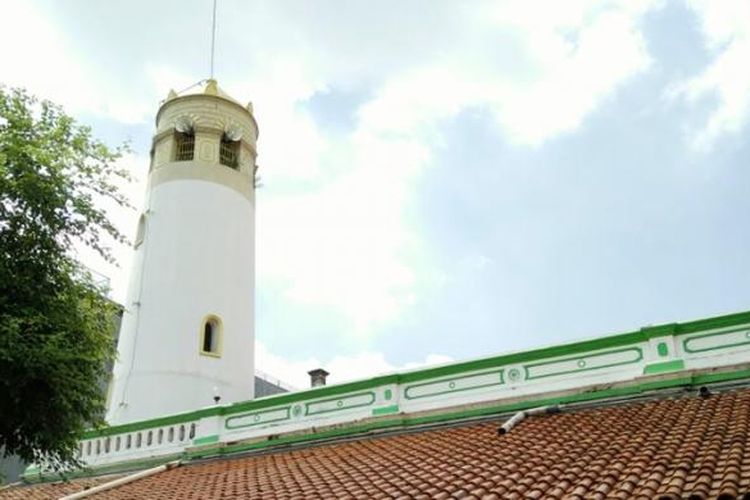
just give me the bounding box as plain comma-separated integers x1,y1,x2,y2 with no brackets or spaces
0,86,130,468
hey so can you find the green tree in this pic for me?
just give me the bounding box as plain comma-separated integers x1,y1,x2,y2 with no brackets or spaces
0,87,130,470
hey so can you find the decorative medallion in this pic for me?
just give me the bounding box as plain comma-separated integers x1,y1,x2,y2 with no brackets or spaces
292,404,302,417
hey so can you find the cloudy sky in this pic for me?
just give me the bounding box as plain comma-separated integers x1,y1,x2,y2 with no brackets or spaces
2,0,749,388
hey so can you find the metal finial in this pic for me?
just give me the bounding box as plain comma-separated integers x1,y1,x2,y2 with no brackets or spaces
210,0,218,79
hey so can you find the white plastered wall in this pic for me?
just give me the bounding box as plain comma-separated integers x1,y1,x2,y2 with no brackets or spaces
107,167,255,424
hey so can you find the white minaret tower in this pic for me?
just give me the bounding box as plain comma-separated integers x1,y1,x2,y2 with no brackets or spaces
107,80,257,425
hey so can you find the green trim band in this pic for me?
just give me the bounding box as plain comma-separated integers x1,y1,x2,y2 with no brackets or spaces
192,434,220,446
372,405,400,416
22,453,184,484
643,359,686,375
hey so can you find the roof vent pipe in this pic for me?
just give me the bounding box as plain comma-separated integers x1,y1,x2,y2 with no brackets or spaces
308,368,330,388
497,405,562,435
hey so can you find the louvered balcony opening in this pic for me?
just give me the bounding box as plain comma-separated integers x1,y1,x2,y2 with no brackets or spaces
220,138,239,169
175,132,195,161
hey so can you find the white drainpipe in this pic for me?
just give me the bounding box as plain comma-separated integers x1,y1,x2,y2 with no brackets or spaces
497,405,562,435
59,460,181,500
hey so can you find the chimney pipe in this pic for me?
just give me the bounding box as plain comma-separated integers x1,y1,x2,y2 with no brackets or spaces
308,368,330,388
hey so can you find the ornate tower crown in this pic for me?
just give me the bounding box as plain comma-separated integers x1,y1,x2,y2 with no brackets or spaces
151,79,259,183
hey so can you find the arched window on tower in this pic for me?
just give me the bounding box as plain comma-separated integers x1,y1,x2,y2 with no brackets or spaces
219,133,239,169
200,316,222,357
174,130,195,161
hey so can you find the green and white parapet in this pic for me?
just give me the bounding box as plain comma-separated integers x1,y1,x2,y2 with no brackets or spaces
24,310,750,480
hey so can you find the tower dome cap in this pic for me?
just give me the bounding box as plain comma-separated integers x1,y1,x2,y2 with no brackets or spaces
163,79,244,108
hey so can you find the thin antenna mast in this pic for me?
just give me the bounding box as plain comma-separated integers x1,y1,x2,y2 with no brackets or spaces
210,0,218,79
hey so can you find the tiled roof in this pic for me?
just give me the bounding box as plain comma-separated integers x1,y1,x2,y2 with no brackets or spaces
11,384,748,500
0,474,124,499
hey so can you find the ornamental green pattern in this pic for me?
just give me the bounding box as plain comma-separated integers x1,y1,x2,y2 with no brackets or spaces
304,392,377,416
225,406,291,430
404,369,505,400
524,347,643,380
682,327,750,353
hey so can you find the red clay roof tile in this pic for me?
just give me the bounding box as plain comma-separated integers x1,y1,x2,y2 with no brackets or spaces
5,386,750,499
0,474,125,500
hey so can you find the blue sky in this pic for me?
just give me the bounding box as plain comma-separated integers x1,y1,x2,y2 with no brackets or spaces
1,0,748,387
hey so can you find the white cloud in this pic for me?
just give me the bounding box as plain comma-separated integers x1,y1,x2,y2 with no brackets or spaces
146,65,203,104
244,67,328,182
489,2,656,144
671,0,750,151
255,341,453,389
255,0,659,336
355,1,657,146
0,1,151,124
2,1,663,340
256,123,431,333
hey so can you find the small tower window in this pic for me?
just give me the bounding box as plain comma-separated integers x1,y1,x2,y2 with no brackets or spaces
134,214,146,248
219,134,239,168
174,131,195,161
200,316,222,356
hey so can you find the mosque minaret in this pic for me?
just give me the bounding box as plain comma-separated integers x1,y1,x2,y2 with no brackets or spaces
106,80,258,424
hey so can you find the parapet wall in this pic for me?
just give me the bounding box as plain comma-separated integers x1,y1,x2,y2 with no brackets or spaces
32,310,750,475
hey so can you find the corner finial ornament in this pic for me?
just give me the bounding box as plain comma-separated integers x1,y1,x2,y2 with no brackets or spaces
205,79,219,96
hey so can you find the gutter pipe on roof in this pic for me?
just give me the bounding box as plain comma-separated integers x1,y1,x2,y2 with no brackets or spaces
59,460,181,500
497,405,562,435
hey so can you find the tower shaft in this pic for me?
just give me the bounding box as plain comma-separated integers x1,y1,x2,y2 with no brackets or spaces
107,81,258,424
